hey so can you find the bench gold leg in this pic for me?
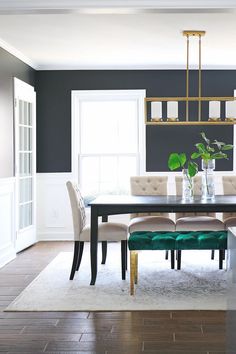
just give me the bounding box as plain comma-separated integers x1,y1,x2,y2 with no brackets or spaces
130,251,137,295
134,252,138,284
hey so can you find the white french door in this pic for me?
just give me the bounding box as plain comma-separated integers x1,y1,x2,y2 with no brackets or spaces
14,78,36,252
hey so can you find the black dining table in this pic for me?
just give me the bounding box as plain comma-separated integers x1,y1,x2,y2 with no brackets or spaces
88,194,236,285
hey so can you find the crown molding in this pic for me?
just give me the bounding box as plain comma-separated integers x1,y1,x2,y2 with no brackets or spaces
0,38,37,69
37,64,236,71
0,38,235,72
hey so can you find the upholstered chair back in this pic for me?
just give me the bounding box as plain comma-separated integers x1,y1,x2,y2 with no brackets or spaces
130,176,169,218
175,175,215,220
66,181,87,240
222,176,236,220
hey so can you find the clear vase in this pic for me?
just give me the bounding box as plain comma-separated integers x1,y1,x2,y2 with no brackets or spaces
182,169,194,201
201,159,215,200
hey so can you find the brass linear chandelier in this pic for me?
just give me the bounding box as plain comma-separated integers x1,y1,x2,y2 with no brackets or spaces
145,30,236,125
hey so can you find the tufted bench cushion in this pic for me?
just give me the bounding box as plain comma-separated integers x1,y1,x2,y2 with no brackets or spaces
128,231,227,251
128,231,177,250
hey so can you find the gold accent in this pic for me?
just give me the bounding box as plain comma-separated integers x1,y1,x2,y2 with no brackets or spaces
186,34,189,121
134,252,138,285
145,30,235,125
146,121,234,125
225,117,236,122
183,30,206,37
130,251,137,296
145,97,236,102
167,117,179,122
198,34,202,121
208,117,222,122
151,117,163,122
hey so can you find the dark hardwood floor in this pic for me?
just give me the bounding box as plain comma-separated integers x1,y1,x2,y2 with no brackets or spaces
0,242,227,353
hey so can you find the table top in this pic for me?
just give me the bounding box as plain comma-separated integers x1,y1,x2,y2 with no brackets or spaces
89,195,236,207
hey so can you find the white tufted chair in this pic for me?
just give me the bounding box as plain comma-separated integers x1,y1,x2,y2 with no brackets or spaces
175,176,224,231
128,176,175,233
222,176,236,228
66,181,128,280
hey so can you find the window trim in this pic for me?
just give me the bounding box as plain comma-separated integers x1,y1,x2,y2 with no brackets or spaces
71,89,146,187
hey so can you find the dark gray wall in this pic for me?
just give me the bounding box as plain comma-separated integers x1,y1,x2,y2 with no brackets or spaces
0,47,35,178
36,70,235,172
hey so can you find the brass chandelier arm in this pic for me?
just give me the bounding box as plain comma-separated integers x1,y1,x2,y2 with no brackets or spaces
186,34,189,122
145,30,236,125
145,97,236,102
198,34,202,121
146,121,235,126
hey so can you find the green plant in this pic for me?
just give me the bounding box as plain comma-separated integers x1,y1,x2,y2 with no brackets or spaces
168,153,198,177
191,132,233,162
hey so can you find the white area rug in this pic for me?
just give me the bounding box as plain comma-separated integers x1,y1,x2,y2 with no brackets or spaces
6,244,227,311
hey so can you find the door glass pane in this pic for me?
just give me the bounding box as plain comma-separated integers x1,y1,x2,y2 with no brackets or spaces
24,101,28,125
19,100,24,124
18,99,33,230
28,102,32,125
19,178,32,204
20,202,32,229
19,153,32,176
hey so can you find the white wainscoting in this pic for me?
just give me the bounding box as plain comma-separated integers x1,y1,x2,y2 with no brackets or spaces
0,178,16,267
37,173,131,241
37,173,74,241
37,172,228,241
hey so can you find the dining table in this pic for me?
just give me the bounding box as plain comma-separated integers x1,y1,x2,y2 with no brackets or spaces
88,194,236,285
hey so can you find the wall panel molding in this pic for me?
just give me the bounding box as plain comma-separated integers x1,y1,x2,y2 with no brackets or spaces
0,178,16,267
36,172,227,242
37,173,75,241
36,172,130,241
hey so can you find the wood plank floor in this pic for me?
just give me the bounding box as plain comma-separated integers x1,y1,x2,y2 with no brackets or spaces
0,242,227,353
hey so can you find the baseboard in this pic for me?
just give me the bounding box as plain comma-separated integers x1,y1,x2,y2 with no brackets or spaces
37,232,74,241
0,244,16,268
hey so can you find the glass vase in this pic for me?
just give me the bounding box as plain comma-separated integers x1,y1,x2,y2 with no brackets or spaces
201,159,215,200
182,169,194,201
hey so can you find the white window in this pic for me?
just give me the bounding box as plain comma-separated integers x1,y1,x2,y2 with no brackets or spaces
72,90,145,196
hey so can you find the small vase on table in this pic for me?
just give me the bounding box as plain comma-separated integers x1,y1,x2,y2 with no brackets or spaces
182,168,194,201
201,159,215,200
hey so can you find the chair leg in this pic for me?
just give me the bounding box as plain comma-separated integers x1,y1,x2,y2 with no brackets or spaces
121,240,126,280
219,249,224,270
101,241,107,264
177,250,182,270
125,240,128,270
130,251,136,295
165,250,169,260
223,249,226,260
70,241,80,280
134,252,138,284
171,250,175,269
76,241,84,271
211,250,215,260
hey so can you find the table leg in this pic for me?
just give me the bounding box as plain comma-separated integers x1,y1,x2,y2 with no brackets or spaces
90,206,98,285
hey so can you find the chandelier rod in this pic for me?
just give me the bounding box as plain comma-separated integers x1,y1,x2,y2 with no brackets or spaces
186,34,189,122
198,34,202,121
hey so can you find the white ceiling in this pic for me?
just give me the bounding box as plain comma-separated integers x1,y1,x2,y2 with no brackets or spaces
0,7,236,69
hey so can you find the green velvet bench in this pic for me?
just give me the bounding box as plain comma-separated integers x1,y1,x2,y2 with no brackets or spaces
128,230,227,295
